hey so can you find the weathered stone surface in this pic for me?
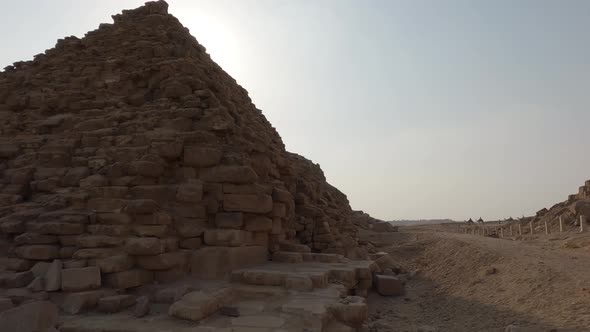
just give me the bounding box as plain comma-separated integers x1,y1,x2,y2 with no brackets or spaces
0,301,58,332
201,166,258,184
125,237,164,255
98,294,136,313
0,298,13,313
89,255,134,273
61,290,104,314
215,212,243,229
14,232,58,245
105,269,153,289
45,260,62,291
15,245,60,260
134,296,151,317
76,235,123,248
169,288,233,322
244,215,273,231
285,274,313,291
184,147,222,167
223,194,273,213
27,222,84,235
374,275,404,296
179,237,202,249
136,252,187,270
124,199,159,214
204,229,251,247
2,258,33,272
0,271,34,288
27,277,44,292
327,296,368,327
61,267,101,291
190,246,267,279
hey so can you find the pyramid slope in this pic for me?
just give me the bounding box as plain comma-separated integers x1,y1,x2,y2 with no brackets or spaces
0,1,377,289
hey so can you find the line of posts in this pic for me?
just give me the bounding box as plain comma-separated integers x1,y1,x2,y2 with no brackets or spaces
456,215,586,237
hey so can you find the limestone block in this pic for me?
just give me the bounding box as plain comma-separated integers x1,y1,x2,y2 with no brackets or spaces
129,185,177,202
136,252,188,270
76,235,123,248
215,212,243,229
171,202,206,218
271,203,286,218
223,194,273,213
175,238,199,250
272,252,303,263
88,255,134,273
14,232,58,245
327,296,368,327
2,258,33,272
0,301,57,332
279,243,311,253
204,229,251,247
0,297,13,313
176,181,204,202
374,275,404,296
0,271,34,288
175,218,206,237
61,290,105,314
61,267,101,291
15,245,60,260
73,248,121,259
285,274,313,292
125,237,164,255
190,246,267,279
155,285,195,304
223,183,271,194
44,260,62,291
128,161,164,177
243,215,273,231
27,277,44,292
98,294,136,313
201,166,258,184
134,296,151,317
96,212,132,224
87,198,127,212
134,212,172,225
87,224,130,236
169,288,233,322
105,269,153,289
132,225,169,238
27,222,84,235
184,146,222,167
124,199,159,214
30,262,51,277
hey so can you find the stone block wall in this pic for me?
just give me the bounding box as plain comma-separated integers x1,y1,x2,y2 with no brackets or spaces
0,0,370,294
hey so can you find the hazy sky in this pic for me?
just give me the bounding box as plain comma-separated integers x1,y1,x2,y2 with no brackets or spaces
2,0,590,221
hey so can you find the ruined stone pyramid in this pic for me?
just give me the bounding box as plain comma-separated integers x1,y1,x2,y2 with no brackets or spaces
0,0,370,288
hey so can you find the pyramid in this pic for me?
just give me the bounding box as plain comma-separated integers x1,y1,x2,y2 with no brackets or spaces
0,1,382,294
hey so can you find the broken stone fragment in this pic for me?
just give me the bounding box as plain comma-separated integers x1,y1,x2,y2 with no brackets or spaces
374,275,404,296
0,301,58,332
61,267,101,292
98,294,136,313
134,296,151,317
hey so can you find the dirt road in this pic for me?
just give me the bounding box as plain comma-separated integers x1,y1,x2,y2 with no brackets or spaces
364,227,590,331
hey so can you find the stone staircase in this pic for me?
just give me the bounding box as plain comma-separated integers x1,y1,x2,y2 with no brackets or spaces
53,249,383,332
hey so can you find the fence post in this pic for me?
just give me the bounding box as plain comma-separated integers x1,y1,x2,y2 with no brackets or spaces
509,225,513,236
530,221,534,234
500,227,504,238
518,223,522,235
559,216,563,232
544,221,548,234
580,215,585,233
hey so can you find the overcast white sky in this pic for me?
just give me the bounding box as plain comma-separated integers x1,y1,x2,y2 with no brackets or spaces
2,0,590,221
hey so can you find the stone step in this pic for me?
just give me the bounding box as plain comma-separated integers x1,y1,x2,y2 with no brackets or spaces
278,243,311,253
